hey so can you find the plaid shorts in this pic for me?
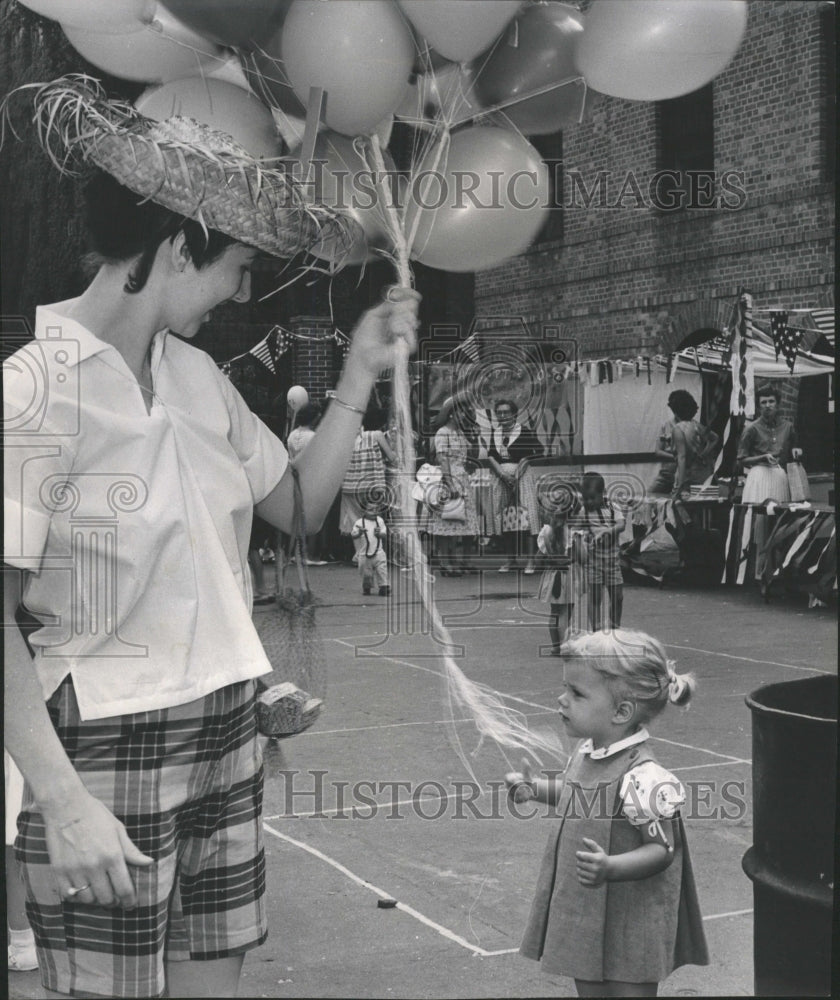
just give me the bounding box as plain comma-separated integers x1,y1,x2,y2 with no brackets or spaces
16,676,267,999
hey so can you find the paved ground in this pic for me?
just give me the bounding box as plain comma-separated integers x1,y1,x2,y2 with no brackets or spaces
9,565,836,999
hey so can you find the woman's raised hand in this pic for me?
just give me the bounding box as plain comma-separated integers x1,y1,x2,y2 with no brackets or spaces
344,286,421,379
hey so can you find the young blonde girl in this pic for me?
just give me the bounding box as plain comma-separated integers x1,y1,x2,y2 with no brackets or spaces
507,629,709,997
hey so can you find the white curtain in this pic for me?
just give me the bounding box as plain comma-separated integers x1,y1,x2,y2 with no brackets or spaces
583,371,702,539
583,370,701,455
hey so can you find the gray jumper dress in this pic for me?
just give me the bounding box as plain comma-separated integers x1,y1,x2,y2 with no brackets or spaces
520,742,709,983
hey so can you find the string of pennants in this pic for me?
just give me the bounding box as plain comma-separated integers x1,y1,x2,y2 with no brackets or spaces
429,350,684,385
222,325,354,377
232,306,832,382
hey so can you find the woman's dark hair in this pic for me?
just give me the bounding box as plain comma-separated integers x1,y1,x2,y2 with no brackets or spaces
667,389,699,421
362,403,387,431
296,401,322,428
84,171,240,294
756,382,782,402
582,471,606,494
494,398,518,417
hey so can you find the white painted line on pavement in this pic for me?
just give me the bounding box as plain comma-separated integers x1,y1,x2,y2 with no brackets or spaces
262,821,512,958
332,638,443,677
671,759,751,772
330,642,753,767
665,643,832,675
333,632,834,676
650,735,748,764
703,908,753,921
265,792,464,821
331,639,558,713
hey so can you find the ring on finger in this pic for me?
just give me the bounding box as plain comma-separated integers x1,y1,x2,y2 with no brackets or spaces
65,883,92,898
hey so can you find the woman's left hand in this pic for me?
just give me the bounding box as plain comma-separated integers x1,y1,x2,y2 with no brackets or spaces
791,448,803,461
344,287,422,379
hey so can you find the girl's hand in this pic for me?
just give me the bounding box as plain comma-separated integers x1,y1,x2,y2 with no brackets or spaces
576,837,612,887
44,790,153,909
505,759,535,804
343,287,421,379
791,448,803,461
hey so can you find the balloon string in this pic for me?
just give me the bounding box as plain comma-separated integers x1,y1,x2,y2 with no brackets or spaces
145,17,229,74
364,135,565,781
470,73,586,123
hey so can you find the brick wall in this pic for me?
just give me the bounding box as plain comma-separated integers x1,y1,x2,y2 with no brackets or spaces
474,0,835,360
289,316,340,401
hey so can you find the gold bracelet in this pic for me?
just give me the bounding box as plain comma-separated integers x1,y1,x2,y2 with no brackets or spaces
331,395,366,416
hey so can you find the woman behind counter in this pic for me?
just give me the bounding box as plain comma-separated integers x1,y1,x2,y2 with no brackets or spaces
738,383,802,503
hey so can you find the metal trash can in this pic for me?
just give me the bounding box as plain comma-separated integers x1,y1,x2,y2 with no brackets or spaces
742,674,836,997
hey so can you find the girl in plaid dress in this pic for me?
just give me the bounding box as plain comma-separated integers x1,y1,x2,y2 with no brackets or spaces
567,473,626,632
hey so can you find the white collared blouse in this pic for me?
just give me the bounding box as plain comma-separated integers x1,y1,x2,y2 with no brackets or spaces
4,302,288,720
578,728,685,825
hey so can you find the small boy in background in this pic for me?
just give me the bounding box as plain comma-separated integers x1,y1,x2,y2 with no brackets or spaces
351,507,391,596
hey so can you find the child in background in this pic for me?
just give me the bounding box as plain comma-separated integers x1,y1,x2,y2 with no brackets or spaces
536,500,580,655
506,629,709,997
351,507,391,596
569,472,625,631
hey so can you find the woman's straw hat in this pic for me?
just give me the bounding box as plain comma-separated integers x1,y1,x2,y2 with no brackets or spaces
6,74,358,261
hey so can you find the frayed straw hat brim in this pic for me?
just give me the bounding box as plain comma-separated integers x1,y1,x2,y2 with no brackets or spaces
5,75,357,261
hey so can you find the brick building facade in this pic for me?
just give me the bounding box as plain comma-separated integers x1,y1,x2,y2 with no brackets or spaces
2,1,832,440
473,0,834,360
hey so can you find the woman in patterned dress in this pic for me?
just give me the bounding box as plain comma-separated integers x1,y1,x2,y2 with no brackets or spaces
421,402,479,575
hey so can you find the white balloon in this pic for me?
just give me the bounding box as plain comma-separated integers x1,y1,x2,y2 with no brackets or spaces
398,0,521,64
136,79,281,160
63,6,226,84
281,0,414,137
18,0,154,33
287,385,309,412
575,0,748,102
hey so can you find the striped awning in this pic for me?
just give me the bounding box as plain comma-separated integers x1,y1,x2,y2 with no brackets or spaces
808,307,835,348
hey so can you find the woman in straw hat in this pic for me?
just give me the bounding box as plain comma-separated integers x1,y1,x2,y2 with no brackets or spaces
3,77,419,999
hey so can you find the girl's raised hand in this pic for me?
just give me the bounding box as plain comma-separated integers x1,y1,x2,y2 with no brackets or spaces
576,837,612,887
505,758,535,804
